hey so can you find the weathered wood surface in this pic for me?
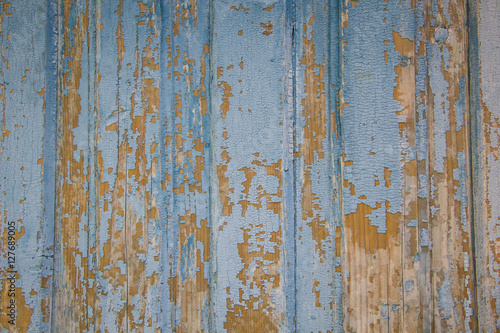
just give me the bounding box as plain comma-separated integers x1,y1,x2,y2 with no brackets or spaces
470,0,500,331
343,0,476,331
0,0,498,332
0,0,56,331
164,0,211,330
211,1,289,331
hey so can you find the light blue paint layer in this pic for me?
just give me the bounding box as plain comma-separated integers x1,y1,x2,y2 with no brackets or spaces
0,1,50,331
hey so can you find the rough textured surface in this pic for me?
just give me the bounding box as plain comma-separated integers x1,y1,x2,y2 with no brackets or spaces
210,1,290,330
0,0,497,332
294,1,342,331
341,1,476,331
163,0,211,330
470,0,500,331
0,0,53,331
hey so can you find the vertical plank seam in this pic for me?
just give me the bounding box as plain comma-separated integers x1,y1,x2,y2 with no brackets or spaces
414,1,427,329
334,0,345,330
327,0,343,329
339,1,346,330
169,0,177,327
159,0,174,328
49,0,62,328
43,0,59,330
207,0,215,329
465,0,480,328
284,0,297,329
117,1,129,329
86,0,95,329
292,2,297,329
208,0,217,328
423,1,435,329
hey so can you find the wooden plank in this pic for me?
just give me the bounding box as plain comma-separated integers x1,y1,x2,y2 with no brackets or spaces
94,1,162,331
393,2,422,331
121,1,161,330
469,0,500,330
424,1,476,330
341,1,413,330
210,1,292,330
162,0,212,331
341,0,476,331
93,1,128,330
159,0,175,329
41,1,59,330
414,1,433,331
51,0,95,331
294,0,342,331
0,1,52,331
87,1,97,330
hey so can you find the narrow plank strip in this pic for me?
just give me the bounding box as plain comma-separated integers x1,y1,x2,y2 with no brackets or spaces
329,0,344,330
391,2,424,330
210,1,290,330
86,1,97,330
294,0,342,330
41,0,59,330
163,0,212,331
414,0,433,330
122,0,162,330
424,0,477,330
94,0,128,330
282,0,296,330
51,0,94,331
159,0,176,329
469,0,500,330
0,1,50,331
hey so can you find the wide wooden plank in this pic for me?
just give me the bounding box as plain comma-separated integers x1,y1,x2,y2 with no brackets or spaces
469,0,500,330
210,1,292,330
341,1,412,329
0,1,52,331
94,1,163,331
340,0,476,331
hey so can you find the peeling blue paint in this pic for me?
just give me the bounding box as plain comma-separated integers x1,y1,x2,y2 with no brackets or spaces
0,0,492,331
405,280,414,292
